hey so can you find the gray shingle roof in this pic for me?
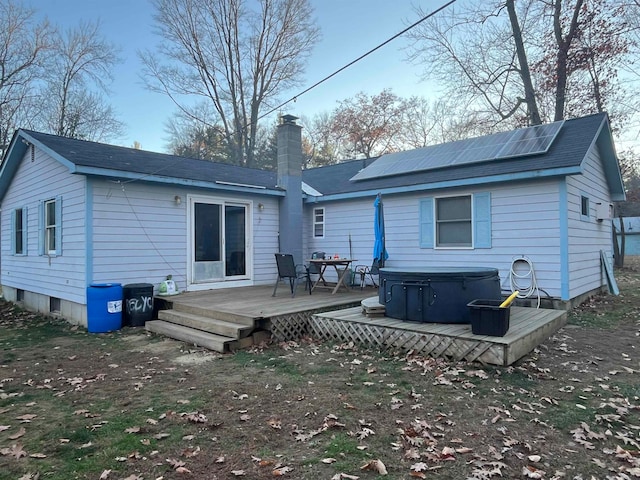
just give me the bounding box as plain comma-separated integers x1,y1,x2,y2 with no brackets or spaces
2,112,619,203
23,130,279,190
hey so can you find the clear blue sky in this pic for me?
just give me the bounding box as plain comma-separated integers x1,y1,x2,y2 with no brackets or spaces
36,0,440,153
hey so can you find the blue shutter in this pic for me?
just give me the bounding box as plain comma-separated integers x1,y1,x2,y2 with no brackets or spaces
38,200,44,255
21,207,27,255
10,210,16,255
474,192,491,249
55,195,62,256
419,197,434,248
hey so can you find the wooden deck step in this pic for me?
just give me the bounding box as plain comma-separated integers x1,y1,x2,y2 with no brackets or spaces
145,320,233,353
170,302,255,325
158,310,254,339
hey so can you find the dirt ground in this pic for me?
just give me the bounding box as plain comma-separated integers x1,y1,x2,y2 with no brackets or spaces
2,260,640,479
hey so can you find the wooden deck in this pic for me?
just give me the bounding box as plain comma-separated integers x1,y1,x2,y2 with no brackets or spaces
311,304,567,366
158,285,374,320
148,285,567,365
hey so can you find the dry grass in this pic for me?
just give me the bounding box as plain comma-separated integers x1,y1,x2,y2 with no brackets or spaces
1,264,640,479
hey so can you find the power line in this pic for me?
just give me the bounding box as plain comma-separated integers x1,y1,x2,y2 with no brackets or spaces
118,1,456,186
258,0,457,122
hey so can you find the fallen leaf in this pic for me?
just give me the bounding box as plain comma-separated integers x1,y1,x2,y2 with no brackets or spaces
125,426,141,434
99,470,111,479
522,465,546,479
15,414,37,422
272,465,293,475
231,470,246,476
322,458,337,464
360,459,387,475
29,453,47,458
11,443,27,459
9,427,26,440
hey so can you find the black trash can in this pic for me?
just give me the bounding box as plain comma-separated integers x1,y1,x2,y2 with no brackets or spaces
123,283,154,327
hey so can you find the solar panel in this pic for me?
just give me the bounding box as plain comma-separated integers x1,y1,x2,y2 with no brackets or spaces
350,120,564,181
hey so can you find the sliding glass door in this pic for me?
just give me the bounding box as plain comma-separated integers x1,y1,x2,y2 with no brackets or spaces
191,199,248,283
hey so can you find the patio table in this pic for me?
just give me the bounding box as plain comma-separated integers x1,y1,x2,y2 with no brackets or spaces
309,258,355,294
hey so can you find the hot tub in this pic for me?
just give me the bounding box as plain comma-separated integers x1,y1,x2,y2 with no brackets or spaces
379,267,501,323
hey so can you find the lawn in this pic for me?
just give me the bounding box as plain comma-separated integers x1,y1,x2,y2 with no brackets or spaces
2,264,640,479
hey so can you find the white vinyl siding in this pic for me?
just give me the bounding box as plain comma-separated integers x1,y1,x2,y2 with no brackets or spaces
1,147,86,304
306,182,563,297
90,180,279,288
566,145,612,298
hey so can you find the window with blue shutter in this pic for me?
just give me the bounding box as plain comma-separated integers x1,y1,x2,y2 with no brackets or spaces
420,193,492,249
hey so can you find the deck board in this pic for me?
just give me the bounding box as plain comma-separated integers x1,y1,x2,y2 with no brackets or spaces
157,286,566,366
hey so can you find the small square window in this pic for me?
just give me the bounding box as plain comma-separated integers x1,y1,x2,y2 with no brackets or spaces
581,196,590,218
16,289,25,302
49,297,61,314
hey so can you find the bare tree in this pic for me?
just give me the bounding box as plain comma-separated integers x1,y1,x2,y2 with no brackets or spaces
301,112,347,166
329,89,404,159
0,0,52,155
406,0,637,127
141,0,320,168
166,108,230,162
39,21,123,141
406,1,532,127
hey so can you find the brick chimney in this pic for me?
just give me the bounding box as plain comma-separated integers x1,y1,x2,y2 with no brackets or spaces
277,114,303,264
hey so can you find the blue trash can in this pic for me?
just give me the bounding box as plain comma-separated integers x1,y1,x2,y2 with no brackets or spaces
87,283,123,333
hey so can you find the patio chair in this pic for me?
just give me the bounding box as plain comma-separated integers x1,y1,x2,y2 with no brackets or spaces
272,253,311,297
306,251,325,284
354,259,381,290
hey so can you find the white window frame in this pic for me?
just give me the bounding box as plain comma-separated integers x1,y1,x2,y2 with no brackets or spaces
435,194,472,248
580,194,590,221
39,196,62,256
44,199,57,254
313,207,325,238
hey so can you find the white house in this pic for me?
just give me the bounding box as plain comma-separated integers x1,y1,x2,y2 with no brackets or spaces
0,112,624,325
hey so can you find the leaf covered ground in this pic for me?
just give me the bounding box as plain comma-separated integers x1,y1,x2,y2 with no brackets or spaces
2,262,640,480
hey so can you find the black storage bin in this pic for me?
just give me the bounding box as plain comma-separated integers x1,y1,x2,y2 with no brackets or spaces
379,267,501,324
467,299,510,336
123,283,154,327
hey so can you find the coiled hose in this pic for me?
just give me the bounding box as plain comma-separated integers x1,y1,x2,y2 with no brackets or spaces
509,257,540,308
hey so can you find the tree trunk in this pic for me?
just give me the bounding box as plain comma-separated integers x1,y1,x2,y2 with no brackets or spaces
553,0,584,121
505,0,541,125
